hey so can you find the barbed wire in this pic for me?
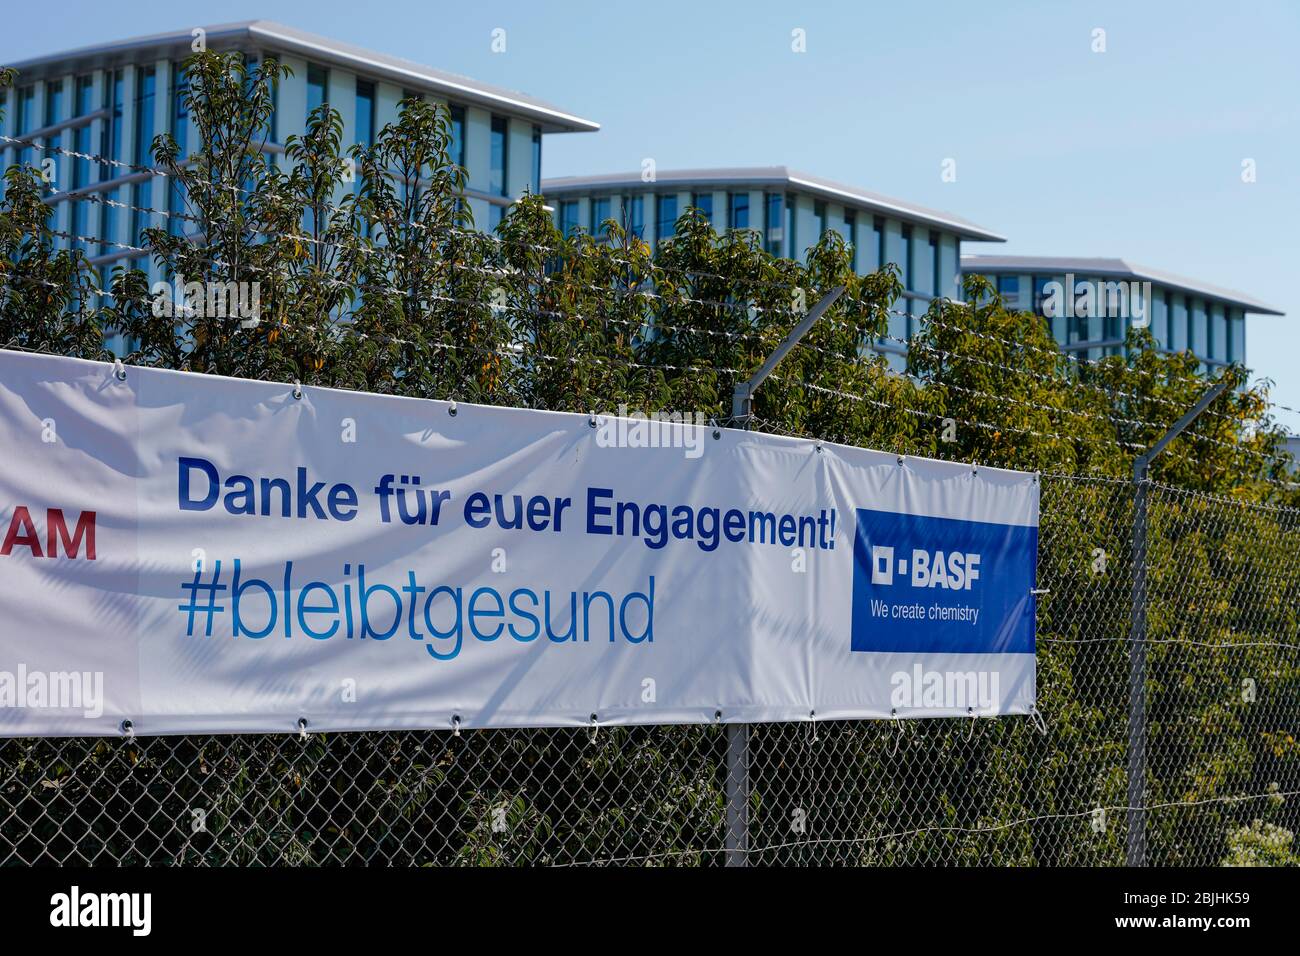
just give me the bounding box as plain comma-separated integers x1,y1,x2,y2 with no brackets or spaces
6,139,1269,388
68,200,1267,429
4,142,1276,405
5,264,1296,480
7,327,1194,487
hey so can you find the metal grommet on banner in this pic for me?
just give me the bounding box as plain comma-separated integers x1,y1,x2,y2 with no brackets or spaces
112,358,127,382
120,719,134,738
709,418,720,440
297,717,309,739
971,460,978,476
292,380,303,400
714,709,722,724
966,706,976,740
588,713,599,742
448,401,458,418
889,709,902,756
588,412,597,429
1033,470,1041,485
896,454,905,466
1030,705,1049,736
452,714,462,737
814,440,823,454
808,709,818,745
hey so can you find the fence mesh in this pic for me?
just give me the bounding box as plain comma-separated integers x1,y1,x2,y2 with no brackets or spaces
3,474,1299,866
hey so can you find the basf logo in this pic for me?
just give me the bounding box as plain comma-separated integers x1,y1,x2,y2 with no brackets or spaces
850,508,1037,655
868,544,981,591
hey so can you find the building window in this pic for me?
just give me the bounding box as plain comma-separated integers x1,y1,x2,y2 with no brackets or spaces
16,85,35,167
842,210,856,262
560,200,579,238
355,80,375,193
691,191,713,220
0,88,7,184
169,65,189,236
353,79,376,229
871,216,884,272
764,193,783,256
530,126,541,195
997,275,1020,308
1102,280,1125,342
886,228,908,340
1227,308,1244,363
900,224,913,290
623,195,644,238
355,80,375,148
728,191,749,230
449,105,465,171
42,81,64,198
1191,298,1208,357
1209,302,1227,363
590,197,610,236
928,232,940,297
814,199,827,239
398,92,421,202
904,228,916,294
656,194,677,242
489,204,505,230
238,55,273,161
306,64,328,114
1033,276,1055,316
261,55,278,144
71,76,95,250
1067,276,1092,343
1170,295,1188,352
1150,289,1169,348
99,70,124,257
784,193,796,259
131,66,156,244
490,115,508,197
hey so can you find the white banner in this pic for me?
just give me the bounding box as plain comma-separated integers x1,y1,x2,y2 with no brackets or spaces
0,349,1039,736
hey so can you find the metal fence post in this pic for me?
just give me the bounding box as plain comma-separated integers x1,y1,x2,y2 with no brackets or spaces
729,285,845,427
1125,376,1230,867
724,722,749,866
721,286,843,867
1126,473,1149,867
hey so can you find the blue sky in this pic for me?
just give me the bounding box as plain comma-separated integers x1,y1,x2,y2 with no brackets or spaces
5,0,1298,428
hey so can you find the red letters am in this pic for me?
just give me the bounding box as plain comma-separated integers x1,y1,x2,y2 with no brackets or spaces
0,507,97,560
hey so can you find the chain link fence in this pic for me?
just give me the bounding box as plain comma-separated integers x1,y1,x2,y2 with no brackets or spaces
2,473,1299,866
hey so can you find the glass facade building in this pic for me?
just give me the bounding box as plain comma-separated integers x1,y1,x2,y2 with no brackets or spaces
541,167,1005,370
0,18,598,350
962,256,1282,373
3,24,1278,377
